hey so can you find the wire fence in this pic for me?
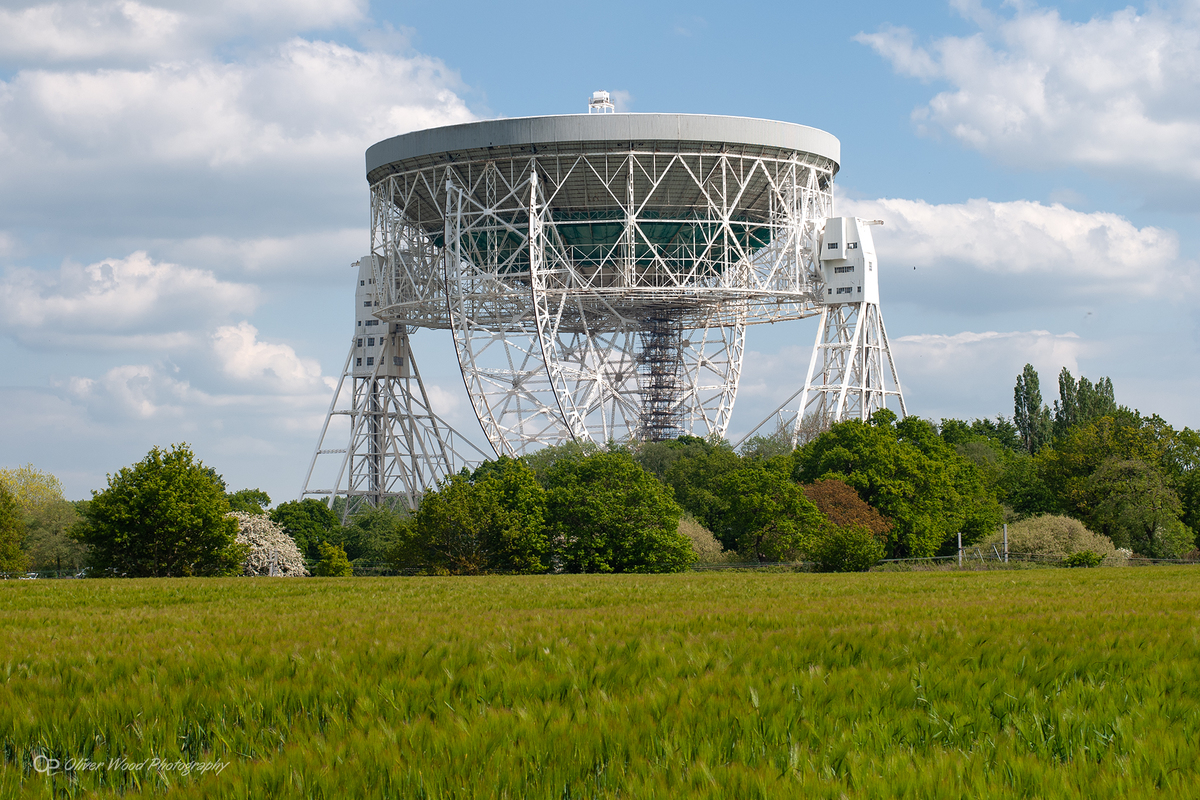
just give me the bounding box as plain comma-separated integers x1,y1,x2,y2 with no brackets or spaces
690,548,1200,572
6,550,1200,580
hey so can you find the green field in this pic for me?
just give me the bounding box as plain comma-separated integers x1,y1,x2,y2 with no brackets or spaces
2,569,1199,798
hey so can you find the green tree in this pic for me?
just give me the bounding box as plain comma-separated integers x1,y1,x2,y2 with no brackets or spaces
1178,471,1200,550
738,425,795,462
1038,411,1175,520
341,505,406,565
794,412,1001,557
0,464,66,515
314,541,354,576
522,440,601,486
1078,375,1116,424
939,419,1055,518
396,457,549,574
0,464,87,572
226,488,271,514
1161,426,1200,549
661,442,743,533
1052,368,1116,439
73,444,244,577
1014,364,1052,454
713,465,823,561
22,499,86,573
633,435,719,479
269,498,341,560
1085,458,1191,557
546,452,693,573
0,483,28,574
993,452,1059,518
896,415,1003,545
939,417,1022,453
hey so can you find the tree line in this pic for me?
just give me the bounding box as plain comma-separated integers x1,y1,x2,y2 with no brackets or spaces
2,364,1197,577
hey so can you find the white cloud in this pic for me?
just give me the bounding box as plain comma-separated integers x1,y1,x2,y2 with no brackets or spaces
0,251,258,347
0,0,367,65
424,382,463,419
0,14,475,271
0,1,186,64
66,362,193,419
0,38,472,170
894,329,1085,377
891,329,1090,419
62,337,334,422
839,195,1188,308
155,228,367,278
211,321,328,394
857,3,1200,183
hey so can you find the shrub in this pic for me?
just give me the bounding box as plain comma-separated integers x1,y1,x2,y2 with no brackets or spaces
314,542,353,577
1107,547,1133,565
1062,550,1103,568
678,515,731,564
982,514,1116,561
809,524,884,572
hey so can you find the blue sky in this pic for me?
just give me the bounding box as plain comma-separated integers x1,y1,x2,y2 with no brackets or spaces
0,0,1197,502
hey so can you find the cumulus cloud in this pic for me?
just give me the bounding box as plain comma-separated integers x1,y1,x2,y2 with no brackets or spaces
0,38,472,170
155,228,367,278
66,362,199,419
212,321,328,394
894,329,1086,378
0,251,258,348
0,5,475,261
891,329,1091,419
0,0,367,65
857,3,1200,185
424,382,463,419
64,339,334,422
839,195,1189,309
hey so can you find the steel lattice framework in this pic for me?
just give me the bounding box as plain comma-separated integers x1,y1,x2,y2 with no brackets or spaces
302,113,908,509
366,114,837,454
796,302,906,426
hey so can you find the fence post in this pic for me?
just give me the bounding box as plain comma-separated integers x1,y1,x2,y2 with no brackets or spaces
1003,523,1008,563
958,531,962,568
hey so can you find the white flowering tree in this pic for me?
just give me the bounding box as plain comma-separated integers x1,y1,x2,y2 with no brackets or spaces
228,512,308,576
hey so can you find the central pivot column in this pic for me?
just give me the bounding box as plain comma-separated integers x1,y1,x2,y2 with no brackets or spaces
637,313,685,440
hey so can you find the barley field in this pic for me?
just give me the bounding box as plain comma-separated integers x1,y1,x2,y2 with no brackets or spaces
2,569,1199,799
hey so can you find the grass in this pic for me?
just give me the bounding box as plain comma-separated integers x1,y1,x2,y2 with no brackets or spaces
2,569,1199,798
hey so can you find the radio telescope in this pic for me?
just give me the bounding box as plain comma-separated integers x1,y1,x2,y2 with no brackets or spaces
302,106,905,514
